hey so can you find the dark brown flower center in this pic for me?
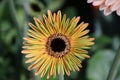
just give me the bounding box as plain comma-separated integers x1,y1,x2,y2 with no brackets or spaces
50,38,66,52
46,34,70,58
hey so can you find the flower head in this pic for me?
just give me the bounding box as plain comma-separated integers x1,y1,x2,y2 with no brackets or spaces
87,0,120,16
22,10,94,79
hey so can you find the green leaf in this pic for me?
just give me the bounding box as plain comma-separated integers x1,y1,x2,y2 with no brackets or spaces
62,7,77,19
1,21,11,43
1,21,11,32
70,71,79,79
0,21,17,53
116,68,120,80
87,50,115,80
93,35,111,51
112,36,120,51
5,29,16,44
17,8,24,28
0,57,9,77
46,0,64,11
0,0,7,19
1,21,16,44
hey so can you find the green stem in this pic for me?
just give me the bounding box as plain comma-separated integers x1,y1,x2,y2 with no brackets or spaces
58,70,64,80
8,0,22,38
8,0,22,80
107,45,120,80
22,0,29,37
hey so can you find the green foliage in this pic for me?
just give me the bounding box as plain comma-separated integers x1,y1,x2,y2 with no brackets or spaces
94,35,111,51
0,57,9,79
45,0,64,11
63,7,77,19
87,50,120,80
0,21,17,53
0,0,7,19
27,0,64,17
70,72,79,79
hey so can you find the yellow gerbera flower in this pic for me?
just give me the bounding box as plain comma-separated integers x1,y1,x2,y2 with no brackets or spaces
22,10,94,79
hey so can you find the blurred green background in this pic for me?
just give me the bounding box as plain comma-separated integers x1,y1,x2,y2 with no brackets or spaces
0,0,120,80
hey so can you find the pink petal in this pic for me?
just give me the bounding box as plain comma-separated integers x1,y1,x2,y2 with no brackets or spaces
116,8,120,16
104,7,112,16
110,1,120,11
87,0,93,3
105,0,117,6
99,4,106,10
93,0,104,6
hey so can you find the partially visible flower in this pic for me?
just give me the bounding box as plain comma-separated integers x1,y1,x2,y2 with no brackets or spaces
87,0,120,16
22,10,94,79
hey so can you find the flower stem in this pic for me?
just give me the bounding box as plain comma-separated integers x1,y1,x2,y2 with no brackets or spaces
8,0,22,80
58,70,64,80
8,0,21,37
107,45,120,80
22,0,29,37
